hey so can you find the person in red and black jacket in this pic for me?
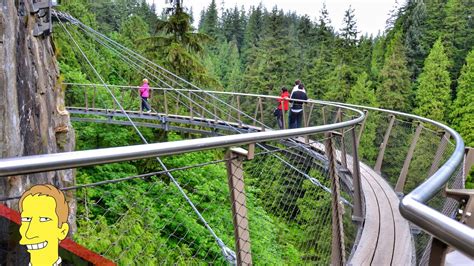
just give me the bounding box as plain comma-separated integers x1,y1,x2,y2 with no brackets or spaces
289,83,308,128
276,87,290,129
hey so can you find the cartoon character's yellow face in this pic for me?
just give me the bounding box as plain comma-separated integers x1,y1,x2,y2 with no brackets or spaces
19,194,68,263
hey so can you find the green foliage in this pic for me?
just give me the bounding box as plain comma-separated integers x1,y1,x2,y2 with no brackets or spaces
348,72,379,162
451,50,474,147
324,64,358,102
376,32,412,112
442,0,474,83
414,38,451,123
54,0,474,263
198,0,219,39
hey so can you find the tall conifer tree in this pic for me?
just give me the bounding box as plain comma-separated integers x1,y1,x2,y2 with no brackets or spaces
451,49,474,146
414,38,451,122
348,72,379,161
376,33,412,112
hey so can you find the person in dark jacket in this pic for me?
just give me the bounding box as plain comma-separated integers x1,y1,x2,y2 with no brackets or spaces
276,87,290,129
289,83,308,128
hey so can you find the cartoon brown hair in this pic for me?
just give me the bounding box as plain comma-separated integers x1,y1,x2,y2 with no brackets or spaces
19,184,69,228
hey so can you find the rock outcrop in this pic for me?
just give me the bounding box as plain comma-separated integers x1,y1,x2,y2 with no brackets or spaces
0,0,76,226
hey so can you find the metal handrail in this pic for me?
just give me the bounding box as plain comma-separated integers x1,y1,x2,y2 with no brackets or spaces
332,102,473,257
0,98,364,176
63,82,333,105
1,87,472,256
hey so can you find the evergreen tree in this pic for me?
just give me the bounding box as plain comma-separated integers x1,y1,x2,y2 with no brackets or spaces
370,36,385,80
302,57,331,100
323,64,357,102
451,49,474,147
313,2,334,61
243,7,297,94
414,38,451,122
403,0,427,80
355,35,374,73
199,0,219,39
339,6,358,47
147,1,215,86
442,0,474,86
242,4,264,65
376,33,412,112
421,0,448,55
348,72,379,161
221,6,246,51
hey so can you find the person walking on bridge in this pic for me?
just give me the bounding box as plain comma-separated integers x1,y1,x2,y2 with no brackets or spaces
139,78,151,113
289,83,308,129
276,87,290,129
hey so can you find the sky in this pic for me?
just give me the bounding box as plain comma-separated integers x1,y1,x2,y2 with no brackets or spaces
147,0,401,36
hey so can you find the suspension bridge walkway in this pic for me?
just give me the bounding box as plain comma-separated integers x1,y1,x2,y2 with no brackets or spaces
0,8,473,265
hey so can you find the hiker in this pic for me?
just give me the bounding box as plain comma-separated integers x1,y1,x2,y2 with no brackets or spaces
289,83,308,129
275,87,290,129
139,78,151,113
291,79,301,93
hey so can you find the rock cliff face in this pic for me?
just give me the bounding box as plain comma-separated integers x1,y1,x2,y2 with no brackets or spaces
0,1,76,223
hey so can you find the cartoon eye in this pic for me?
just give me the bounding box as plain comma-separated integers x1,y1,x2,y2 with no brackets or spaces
39,217,52,222
21,217,32,222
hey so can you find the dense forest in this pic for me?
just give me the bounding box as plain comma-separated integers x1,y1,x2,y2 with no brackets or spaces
54,0,473,264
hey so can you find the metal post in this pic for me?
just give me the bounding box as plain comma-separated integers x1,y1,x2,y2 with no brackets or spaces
228,96,234,122
214,98,218,124
322,106,327,125
464,148,474,180
338,111,347,168
253,97,260,127
303,105,309,143
258,97,264,131
201,93,206,118
333,108,341,124
357,110,368,146
395,122,423,193
428,238,448,266
92,85,96,109
164,90,169,117
351,127,363,221
175,94,180,115
374,115,395,173
306,103,314,127
84,88,88,111
428,131,450,177
120,89,124,110
226,147,253,266
326,133,346,266
188,91,193,120
237,96,242,128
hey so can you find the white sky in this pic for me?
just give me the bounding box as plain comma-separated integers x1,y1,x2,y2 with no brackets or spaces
147,0,402,36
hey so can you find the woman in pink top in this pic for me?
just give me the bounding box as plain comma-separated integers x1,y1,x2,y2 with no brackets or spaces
139,78,151,113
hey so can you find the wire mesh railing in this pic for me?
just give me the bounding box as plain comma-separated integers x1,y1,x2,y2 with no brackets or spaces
348,105,470,263
0,9,468,265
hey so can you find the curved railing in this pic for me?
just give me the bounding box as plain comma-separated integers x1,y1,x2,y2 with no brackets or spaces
1,85,471,262
0,89,364,174
69,84,471,260
331,103,471,257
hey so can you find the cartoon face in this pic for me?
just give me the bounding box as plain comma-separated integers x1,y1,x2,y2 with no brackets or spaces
19,194,68,261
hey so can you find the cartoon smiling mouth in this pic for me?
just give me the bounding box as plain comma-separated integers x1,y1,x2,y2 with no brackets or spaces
26,241,48,250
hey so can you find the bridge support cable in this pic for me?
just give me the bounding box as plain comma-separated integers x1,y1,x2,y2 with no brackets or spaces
54,14,237,264
54,11,369,263
61,18,349,207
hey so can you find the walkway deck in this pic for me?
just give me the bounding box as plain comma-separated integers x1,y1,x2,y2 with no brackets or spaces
299,139,413,265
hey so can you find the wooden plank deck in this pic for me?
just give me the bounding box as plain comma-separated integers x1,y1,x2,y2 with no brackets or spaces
298,138,413,265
